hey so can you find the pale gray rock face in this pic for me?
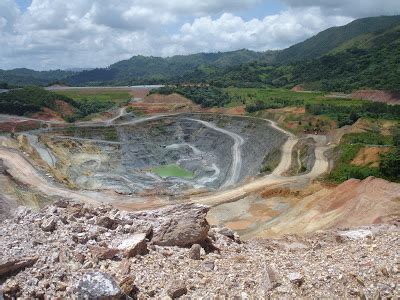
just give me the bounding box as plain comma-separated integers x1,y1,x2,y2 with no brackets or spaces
33,114,287,194
75,272,122,299
339,229,373,240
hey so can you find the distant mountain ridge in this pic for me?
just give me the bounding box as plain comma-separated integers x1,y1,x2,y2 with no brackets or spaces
65,49,274,85
274,15,400,63
1,15,400,91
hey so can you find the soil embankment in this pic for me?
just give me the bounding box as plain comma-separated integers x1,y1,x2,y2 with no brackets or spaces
209,177,400,239
352,90,400,105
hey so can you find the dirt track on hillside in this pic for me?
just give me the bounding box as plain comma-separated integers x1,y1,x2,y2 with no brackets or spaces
0,147,99,206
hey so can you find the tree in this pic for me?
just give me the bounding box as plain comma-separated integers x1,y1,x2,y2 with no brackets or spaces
380,148,400,179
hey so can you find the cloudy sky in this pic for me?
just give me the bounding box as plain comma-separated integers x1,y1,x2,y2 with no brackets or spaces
1,0,400,70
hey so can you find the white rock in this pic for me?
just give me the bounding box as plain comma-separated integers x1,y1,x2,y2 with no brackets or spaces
339,229,373,240
116,233,148,258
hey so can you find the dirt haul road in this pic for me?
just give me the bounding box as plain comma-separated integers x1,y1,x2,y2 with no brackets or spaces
0,147,99,206
0,114,332,209
184,117,244,187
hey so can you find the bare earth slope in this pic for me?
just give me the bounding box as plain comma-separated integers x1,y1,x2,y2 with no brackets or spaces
256,177,400,237
352,90,400,105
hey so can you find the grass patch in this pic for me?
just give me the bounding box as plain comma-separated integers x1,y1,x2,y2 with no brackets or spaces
342,132,394,146
56,89,131,106
225,88,365,108
152,164,194,179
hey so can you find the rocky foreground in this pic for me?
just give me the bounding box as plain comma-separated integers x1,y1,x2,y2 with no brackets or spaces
0,201,399,299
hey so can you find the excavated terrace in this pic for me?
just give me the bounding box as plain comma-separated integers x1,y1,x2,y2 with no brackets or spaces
29,114,287,195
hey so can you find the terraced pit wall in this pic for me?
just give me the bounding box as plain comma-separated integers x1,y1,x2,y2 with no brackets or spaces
27,114,288,195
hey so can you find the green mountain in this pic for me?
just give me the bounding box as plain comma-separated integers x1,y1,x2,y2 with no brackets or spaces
67,16,400,90
0,68,74,86
275,15,400,63
66,49,274,85
200,19,400,92
0,15,399,91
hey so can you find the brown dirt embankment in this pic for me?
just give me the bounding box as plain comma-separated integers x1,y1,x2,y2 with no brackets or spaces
258,177,400,237
352,90,400,105
351,146,391,167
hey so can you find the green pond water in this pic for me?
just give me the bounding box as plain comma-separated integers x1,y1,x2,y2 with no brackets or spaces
152,164,194,179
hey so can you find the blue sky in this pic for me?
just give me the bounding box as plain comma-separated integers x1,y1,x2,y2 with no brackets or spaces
15,0,31,10
1,0,400,70
241,0,286,20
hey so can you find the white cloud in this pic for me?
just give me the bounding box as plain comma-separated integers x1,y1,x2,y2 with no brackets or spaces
165,8,352,55
282,0,400,18
0,0,20,31
1,0,397,70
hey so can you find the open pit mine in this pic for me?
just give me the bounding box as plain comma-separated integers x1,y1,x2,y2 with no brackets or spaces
0,111,399,299
35,114,287,195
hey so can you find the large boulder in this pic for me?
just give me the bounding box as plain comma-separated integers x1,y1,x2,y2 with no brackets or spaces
75,272,123,299
151,204,210,247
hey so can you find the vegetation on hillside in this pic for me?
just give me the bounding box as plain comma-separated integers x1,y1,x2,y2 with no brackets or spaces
0,69,74,86
1,15,400,91
183,18,400,92
275,15,400,63
0,87,124,122
65,50,271,86
0,87,79,117
380,127,400,179
306,101,400,126
327,127,400,183
151,86,230,108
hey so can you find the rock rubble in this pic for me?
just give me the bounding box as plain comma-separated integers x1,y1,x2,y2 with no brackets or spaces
0,201,399,299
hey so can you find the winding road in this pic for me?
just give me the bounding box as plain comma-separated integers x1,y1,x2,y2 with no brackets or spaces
184,118,244,187
0,147,99,206
106,107,126,125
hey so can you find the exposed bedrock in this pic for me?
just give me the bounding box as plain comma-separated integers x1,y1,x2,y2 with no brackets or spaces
31,114,287,195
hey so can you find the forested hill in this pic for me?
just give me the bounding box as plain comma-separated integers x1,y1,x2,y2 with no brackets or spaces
65,49,275,85
65,15,400,86
274,15,400,63
0,68,74,86
194,20,400,92
0,15,400,91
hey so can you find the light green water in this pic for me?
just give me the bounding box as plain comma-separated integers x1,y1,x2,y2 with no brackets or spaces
152,164,194,179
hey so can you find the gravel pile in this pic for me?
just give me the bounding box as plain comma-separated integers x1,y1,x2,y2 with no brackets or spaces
0,200,398,299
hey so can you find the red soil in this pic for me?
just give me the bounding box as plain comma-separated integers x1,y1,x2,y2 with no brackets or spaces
144,93,192,104
291,85,305,92
54,100,76,117
352,90,400,105
0,120,42,132
130,88,151,99
31,108,64,122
